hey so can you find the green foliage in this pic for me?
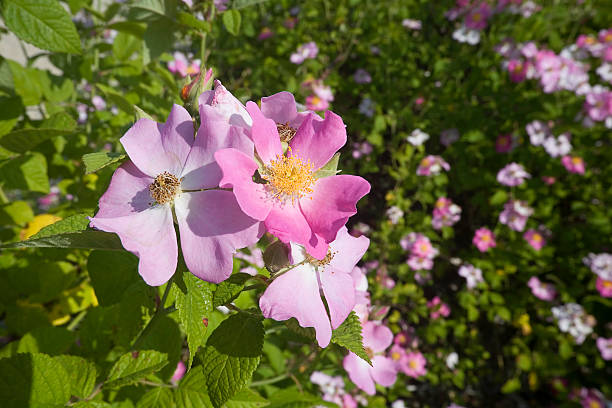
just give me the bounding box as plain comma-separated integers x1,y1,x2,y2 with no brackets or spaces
331,311,371,365
213,273,252,308
82,152,126,174
105,350,169,388
222,10,242,36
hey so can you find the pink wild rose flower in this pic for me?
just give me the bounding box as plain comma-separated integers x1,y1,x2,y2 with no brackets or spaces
596,338,612,360
561,155,586,175
596,277,612,298
524,229,546,251
473,227,496,252
343,321,398,395
400,351,427,378
527,276,557,301
259,227,369,347
90,104,263,285
215,99,370,259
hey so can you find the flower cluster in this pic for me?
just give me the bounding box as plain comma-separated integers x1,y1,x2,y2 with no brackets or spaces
432,197,462,229
472,227,496,252
417,155,450,176
401,233,439,271
584,253,612,298
290,41,319,64
458,263,484,289
496,162,530,186
551,303,595,344
527,276,557,301
499,199,533,231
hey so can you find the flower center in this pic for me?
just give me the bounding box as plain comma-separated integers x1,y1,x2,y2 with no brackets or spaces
276,123,297,143
391,351,401,361
472,13,481,22
532,233,542,242
305,248,337,268
409,360,418,369
482,234,490,242
571,157,582,165
603,280,612,288
149,172,181,204
261,149,316,204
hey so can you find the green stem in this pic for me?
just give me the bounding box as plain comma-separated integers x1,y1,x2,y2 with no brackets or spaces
131,276,174,350
250,374,289,387
67,310,87,331
0,185,9,204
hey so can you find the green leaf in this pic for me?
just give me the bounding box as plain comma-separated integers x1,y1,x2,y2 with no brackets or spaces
0,152,49,193
137,387,175,408
134,105,154,121
501,377,521,393
2,0,82,54
174,365,214,408
82,151,126,174
31,213,90,239
177,12,211,31
1,229,124,250
331,311,371,365
267,389,333,408
96,84,136,115
6,60,43,106
314,153,340,179
0,200,33,226
17,326,76,356
201,313,264,408
222,10,241,36
0,352,71,407
113,31,143,62
284,318,316,341
213,273,251,308
54,355,98,399
224,389,268,408
132,0,177,19
105,350,169,388
0,96,23,137
173,271,214,369
117,282,156,347
88,250,140,306
143,18,176,63
232,0,271,9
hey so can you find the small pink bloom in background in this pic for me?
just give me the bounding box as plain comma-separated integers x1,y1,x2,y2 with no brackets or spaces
284,17,298,29
403,233,438,271
542,176,556,185
432,197,461,229
179,0,192,7
440,128,460,146
214,0,229,11
386,206,404,224
171,361,186,384
507,59,528,82
76,103,88,124
354,69,372,84
496,133,517,153
258,27,274,40
415,96,425,106
497,162,530,186
343,321,397,395
578,388,606,408
305,95,329,111
472,227,496,252
310,371,351,407
168,52,201,78
596,338,612,360
400,351,427,378
376,266,396,289
38,186,61,210
526,120,550,146
92,95,106,111
427,296,450,319
393,331,410,347
290,41,318,64
524,229,546,250
464,2,492,30
402,18,422,30
499,199,533,231
561,155,586,174
389,344,408,370
417,155,450,176
234,246,264,275
527,276,557,301
352,141,373,159
596,277,612,298
458,264,483,289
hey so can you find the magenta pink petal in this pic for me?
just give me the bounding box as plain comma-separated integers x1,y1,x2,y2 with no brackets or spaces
289,110,347,171
245,101,282,164
95,161,153,218
300,175,370,243
215,148,272,221
318,268,355,329
259,266,332,347
89,205,177,286
370,356,398,387
265,203,319,253
328,226,370,273
363,321,393,353
343,352,376,395
260,92,299,125
181,104,254,190
120,104,193,177
174,190,263,283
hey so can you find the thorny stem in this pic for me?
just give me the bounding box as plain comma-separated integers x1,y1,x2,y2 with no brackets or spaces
130,275,174,350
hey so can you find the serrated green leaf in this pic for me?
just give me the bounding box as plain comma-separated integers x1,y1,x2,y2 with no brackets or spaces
0,352,71,407
134,105,154,121
88,250,140,306
331,311,371,365
267,389,333,408
132,0,177,19
174,366,214,408
113,31,143,62
213,273,251,308
137,387,175,408
2,230,123,250
0,96,23,137
177,12,212,31
31,213,90,239
224,389,269,408
17,326,76,356
54,355,98,399
105,350,169,388
82,151,126,174
173,271,213,369
2,0,82,54
284,318,316,341
118,282,156,347
222,10,241,36
0,152,49,193
201,313,264,408
314,153,340,179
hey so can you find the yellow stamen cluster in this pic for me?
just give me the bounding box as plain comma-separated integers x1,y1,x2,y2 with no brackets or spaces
306,249,337,268
149,172,181,204
261,149,316,203
276,122,297,143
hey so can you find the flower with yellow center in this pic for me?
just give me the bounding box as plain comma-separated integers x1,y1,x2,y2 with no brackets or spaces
261,149,316,204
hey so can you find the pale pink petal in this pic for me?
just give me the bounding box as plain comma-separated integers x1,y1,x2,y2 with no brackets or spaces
89,205,177,286
181,104,254,190
215,148,272,221
259,266,332,347
300,175,370,243
198,80,252,127
319,268,355,329
363,321,393,353
121,104,194,177
260,92,302,127
289,111,347,170
370,356,398,387
245,101,282,164
343,353,376,395
95,161,153,218
328,226,370,273
175,190,263,283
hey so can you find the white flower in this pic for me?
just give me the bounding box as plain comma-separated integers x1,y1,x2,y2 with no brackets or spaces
386,206,404,224
584,253,612,281
453,26,480,45
407,128,430,146
543,133,572,157
446,352,459,369
458,264,483,289
551,303,594,344
525,120,549,146
596,63,612,83
402,19,422,30
391,401,406,408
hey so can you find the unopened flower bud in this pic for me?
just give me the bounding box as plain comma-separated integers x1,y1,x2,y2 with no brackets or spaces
263,240,291,274
181,68,214,115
